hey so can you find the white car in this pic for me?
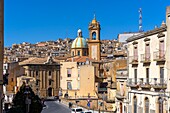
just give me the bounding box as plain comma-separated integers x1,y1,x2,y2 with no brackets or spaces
81,111,92,113
71,107,83,113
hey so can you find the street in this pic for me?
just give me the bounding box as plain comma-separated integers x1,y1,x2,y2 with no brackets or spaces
41,101,71,113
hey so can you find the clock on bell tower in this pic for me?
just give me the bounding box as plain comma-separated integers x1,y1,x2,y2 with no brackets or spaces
88,15,101,61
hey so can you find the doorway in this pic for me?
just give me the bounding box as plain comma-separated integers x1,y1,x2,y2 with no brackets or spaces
48,87,52,97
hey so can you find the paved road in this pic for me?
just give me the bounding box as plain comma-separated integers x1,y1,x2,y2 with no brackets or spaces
41,101,71,113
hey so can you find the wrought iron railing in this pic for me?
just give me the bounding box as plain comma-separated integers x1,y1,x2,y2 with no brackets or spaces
127,78,167,89
129,55,138,64
141,53,151,62
153,51,165,61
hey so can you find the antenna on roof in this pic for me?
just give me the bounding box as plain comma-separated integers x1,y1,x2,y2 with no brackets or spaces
139,8,143,32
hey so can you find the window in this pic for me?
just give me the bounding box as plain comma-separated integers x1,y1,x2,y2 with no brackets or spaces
67,69,72,77
36,80,39,86
49,80,52,86
92,32,96,40
84,51,87,56
77,51,80,56
36,71,38,76
72,51,74,56
134,69,137,84
145,97,149,113
145,43,150,60
67,82,72,90
134,46,138,61
146,68,149,84
160,67,164,84
49,71,51,76
78,69,80,77
133,96,137,113
11,78,13,82
159,40,164,58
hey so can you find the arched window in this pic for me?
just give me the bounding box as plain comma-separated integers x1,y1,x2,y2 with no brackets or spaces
77,51,80,56
158,97,163,113
145,97,149,113
134,96,137,113
83,51,86,56
92,32,96,40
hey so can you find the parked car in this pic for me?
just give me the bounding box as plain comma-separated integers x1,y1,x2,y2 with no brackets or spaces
81,111,92,113
71,107,83,113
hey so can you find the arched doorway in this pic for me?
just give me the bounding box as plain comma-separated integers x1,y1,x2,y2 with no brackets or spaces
145,97,149,113
48,87,52,97
158,97,163,113
120,102,122,113
133,96,137,113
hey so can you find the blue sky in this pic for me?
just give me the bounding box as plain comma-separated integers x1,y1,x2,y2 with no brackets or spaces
4,0,170,46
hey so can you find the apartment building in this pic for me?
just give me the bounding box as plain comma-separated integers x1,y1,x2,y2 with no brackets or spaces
126,6,170,113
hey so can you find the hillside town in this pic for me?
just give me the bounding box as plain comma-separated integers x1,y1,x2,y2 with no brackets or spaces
1,1,170,113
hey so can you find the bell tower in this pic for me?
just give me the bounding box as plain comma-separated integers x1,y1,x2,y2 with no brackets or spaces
88,15,101,61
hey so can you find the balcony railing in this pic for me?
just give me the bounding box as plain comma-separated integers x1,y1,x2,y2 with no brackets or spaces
127,78,167,89
151,78,167,89
127,78,140,88
129,56,138,64
139,78,152,89
153,51,165,61
141,53,151,63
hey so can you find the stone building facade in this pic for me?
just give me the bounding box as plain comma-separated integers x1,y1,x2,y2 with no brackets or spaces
126,6,170,113
19,56,60,97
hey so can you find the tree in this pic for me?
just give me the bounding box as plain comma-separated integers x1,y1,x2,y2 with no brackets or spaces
8,82,43,113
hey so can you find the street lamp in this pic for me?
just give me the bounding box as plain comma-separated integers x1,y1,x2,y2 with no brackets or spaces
24,86,31,113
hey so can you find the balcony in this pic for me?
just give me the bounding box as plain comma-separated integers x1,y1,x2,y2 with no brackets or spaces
127,78,140,88
127,78,167,90
151,78,167,89
141,53,151,63
129,56,138,65
153,51,165,62
139,78,151,89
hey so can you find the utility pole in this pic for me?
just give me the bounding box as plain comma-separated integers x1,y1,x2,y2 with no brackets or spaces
0,0,4,113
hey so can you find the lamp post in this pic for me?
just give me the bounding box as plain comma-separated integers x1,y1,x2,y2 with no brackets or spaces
24,86,31,113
